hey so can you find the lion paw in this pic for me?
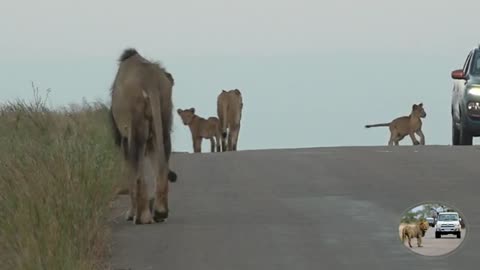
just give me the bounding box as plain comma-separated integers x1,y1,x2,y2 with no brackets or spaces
154,210,169,223
125,209,135,221
168,170,177,183
134,211,155,225
413,141,420,145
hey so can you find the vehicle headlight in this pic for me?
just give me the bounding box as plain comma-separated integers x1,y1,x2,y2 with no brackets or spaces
467,101,480,110
468,87,480,96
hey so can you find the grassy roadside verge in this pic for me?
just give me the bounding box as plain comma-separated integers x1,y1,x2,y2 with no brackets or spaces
0,89,122,270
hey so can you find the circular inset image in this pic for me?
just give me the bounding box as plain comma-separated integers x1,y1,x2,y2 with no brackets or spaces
398,202,467,256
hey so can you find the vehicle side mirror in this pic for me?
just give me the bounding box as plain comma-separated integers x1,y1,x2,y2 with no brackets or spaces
451,69,466,80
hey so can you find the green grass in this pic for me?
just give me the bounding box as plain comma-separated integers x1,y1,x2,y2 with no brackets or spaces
0,87,123,270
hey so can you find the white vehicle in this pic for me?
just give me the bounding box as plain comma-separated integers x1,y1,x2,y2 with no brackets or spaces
435,212,462,239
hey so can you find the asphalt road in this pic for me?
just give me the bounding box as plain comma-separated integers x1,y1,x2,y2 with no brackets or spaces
110,146,480,270
400,226,467,256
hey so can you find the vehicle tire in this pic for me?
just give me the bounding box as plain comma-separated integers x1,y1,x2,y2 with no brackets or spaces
457,231,461,239
459,125,473,145
435,232,441,239
452,120,460,145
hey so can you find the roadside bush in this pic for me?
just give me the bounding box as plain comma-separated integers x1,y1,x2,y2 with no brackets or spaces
0,87,122,270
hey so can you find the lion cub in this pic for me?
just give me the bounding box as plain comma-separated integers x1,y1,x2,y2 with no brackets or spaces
177,108,222,153
400,220,429,248
365,103,427,146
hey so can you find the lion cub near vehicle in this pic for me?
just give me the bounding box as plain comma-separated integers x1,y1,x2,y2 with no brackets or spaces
365,103,427,146
400,220,430,248
177,108,222,153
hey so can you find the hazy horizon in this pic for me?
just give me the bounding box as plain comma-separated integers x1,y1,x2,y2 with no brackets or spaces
2,0,480,152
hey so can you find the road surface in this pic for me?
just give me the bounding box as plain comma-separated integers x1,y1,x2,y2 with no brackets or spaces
110,146,480,270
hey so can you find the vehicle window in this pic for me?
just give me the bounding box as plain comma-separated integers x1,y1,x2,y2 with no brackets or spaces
438,214,459,221
471,52,480,75
463,52,473,73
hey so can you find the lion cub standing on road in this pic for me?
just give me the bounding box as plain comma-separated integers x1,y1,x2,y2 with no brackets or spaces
177,108,222,153
400,220,429,248
365,103,427,146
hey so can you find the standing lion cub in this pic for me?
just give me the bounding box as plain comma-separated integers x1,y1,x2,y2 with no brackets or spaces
177,108,223,153
365,103,427,146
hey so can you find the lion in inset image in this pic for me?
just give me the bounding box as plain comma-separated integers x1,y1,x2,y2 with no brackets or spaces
177,107,222,153
365,103,427,146
400,220,429,248
217,89,243,151
109,48,175,225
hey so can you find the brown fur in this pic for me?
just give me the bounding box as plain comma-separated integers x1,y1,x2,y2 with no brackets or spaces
177,108,222,153
217,89,243,151
109,48,174,225
400,220,429,248
365,103,427,146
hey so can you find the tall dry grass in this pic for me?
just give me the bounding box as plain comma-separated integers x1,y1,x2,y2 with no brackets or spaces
0,87,123,270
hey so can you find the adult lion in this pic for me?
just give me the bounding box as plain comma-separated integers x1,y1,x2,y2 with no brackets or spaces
177,107,222,152
400,220,429,248
109,48,175,224
217,89,243,151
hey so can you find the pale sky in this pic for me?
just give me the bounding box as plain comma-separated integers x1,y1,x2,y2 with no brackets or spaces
1,0,480,152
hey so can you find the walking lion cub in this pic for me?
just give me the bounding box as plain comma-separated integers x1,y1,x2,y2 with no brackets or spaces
177,108,223,153
365,103,427,146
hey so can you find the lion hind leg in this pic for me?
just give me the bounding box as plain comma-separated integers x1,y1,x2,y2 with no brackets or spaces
154,168,169,222
221,130,228,152
215,131,222,152
388,131,397,146
395,135,404,145
126,178,136,221
134,172,155,225
129,111,154,225
210,137,215,152
230,124,241,151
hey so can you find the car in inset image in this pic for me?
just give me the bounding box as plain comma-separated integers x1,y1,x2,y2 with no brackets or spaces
426,217,436,227
435,212,462,239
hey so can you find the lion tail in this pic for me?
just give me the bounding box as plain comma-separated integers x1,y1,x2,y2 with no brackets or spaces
109,106,122,147
365,122,390,128
127,107,148,173
146,88,168,182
